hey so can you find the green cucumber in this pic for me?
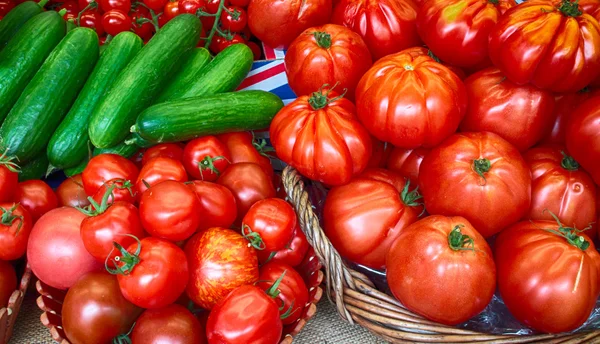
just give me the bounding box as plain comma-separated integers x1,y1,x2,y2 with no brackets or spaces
0,28,99,163
66,19,77,32
157,43,253,102
132,90,284,143
0,11,66,122
0,0,49,51
156,47,212,102
64,159,88,177
88,14,202,148
93,141,140,158
18,154,49,181
124,132,155,148
47,31,143,169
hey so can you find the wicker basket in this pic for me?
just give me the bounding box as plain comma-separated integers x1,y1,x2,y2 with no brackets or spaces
1,262,32,344
281,166,600,344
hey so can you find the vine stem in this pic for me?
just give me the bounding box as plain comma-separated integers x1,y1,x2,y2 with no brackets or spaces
135,2,161,32
204,0,227,49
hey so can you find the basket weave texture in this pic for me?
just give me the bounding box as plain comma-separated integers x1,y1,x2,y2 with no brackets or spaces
1,263,31,344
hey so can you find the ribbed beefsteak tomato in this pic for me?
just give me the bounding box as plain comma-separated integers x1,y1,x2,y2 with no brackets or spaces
566,95,600,185
386,147,428,185
581,0,600,87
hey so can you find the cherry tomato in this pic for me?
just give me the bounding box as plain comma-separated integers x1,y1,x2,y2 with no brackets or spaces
142,143,184,165
14,180,58,221
56,175,91,208
163,0,180,21
131,304,207,344
186,181,237,231
0,203,33,261
79,10,105,36
208,35,226,53
77,0,94,10
229,0,249,7
0,154,20,202
143,0,167,11
91,178,137,205
98,0,131,12
0,0,15,17
220,6,247,32
131,6,155,40
136,156,188,195
216,132,274,181
219,34,246,50
202,0,222,13
0,261,16,308
182,136,232,181
82,154,139,196
179,0,201,13
102,9,133,36
242,198,297,252
247,41,261,60
58,0,79,19
257,227,310,267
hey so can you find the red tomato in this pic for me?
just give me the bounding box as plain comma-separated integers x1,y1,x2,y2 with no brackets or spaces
230,0,249,7
208,35,226,53
14,180,58,221
179,0,201,13
136,157,188,194
419,132,531,238
256,227,310,267
0,261,16,308
56,175,90,208
387,215,496,325
542,89,599,145
98,0,131,11
488,0,600,93
131,6,155,40
186,181,237,231
58,0,79,19
102,9,133,36
27,207,103,290
82,154,139,196
366,139,392,168
131,304,206,344
77,0,93,9
566,96,600,185
217,162,276,221
130,149,145,169
0,0,15,17
62,272,142,344
247,0,332,49
220,34,246,51
206,285,282,344
416,0,515,69
79,10,105,36
357,167,412,193
144,0,168,11
113,237,189,309
331,0,420,60
139,180,200,242
185,227,259,309
220,6,247,32
495,220,600,333
386,147,428,185
355,47,467,148
163,0,180,21
285,24,372,99
182,136,231,181
91,178,137,205
270,89,372,186
0,153,18,203
0,203,32,261
142,143,184,165
216,132,274,180
246,41,262,60
242,198,296,252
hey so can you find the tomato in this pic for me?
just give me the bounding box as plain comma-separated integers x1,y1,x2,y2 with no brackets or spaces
91,178,137,205
77,0,93,9
182,136,231,181
419,132,531,238
331,0,420,60
186,181,237,231
582,0,600,87
0,203,32,261
366,139,392,168
163,0,180,21
98,0,131,11
229,0,249,7
132,6,155,40
56,175,90,208
247,41,261,60
112,237,189,309
130,149,145,169
488,0,600,93
247,0,332,49
27,207,103,290
0,261,16,308
0,0,15,17
62,272,142,344
82,154,139,196
216,132,274,180
0,153,19,202
58,0,79,19
131,304,206,344
495,220,600,333
179,0,201,13
566,96,600,185
542,89,599,145
139,180,200,242
144,0,168,11
79,10,105,36
355,47,467,148
220,6,247,32
386,147,428,185
219,34,246,51
208,34,226,53
416,0,515,69
142,143,184,165
217,162,276,222
256,227,310,267
136,157,188,195
242,198,296,252
14,180,58,221
102,9,133,36
206,285,282,344
185,227,259,309
270,89,372,186
387,215,496,325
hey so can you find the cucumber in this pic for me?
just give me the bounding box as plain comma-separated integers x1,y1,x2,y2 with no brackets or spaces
132,91,284,143
124,132,155,148
64,159,88,177
156,47,212,102
0,11,66,122
66,19,77,32
93,141,140,158
47,31,143,169
0,28,99,163
157,43,253,102
88,14,202,148
18,154,49,181
0,0,49,51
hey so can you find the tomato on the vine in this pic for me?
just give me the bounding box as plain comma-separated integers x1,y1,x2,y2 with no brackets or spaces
58,0,79,20
179,0,201,13
208,34,226,53
186,181,237,231
98,0,131,12
229,0,248,7
0,0,15,17
163,0,180,21
220,6,247,32
14,180,58,221
0,203,32,261
131,304,206,344
77,0,93,10
242,198,297,252
143,0,167,12
0,261,16,308
135,156,188,195
182,136,232,181
0,153,19,202
82,154,139,196
102,9,133,36
79,10,105,36
219,34,246,51
142,143,184,165
131,6,155,40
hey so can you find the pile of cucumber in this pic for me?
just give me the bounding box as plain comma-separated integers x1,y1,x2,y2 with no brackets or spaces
0,6,284,180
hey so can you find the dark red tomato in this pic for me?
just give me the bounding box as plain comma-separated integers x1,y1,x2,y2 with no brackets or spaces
131,304,206,344
27,207,103,290
14,180,58,221
131,6,155,40
247,41,262,60
0,0,15,17
185,227,259,310
82,154,139,196
102,9,133,36
136,157,188,195
179,0,201,13
0,203,32,261
495,220,600,333
62,272,142,344
419,132,531,238
208,35,226,53
216,132,274,180
239,26,252,40
367,139,392,168
206,285,282,344
257,227,310,267
77,0,93,10
331,0,420,60
56,175,90,208
222,34,246,49
229,0,249,7
186,181,237,231
220,6,247,32
182,136,231,181
386,147,428,185
242,198,296,252
163,0,180,21
256,261,309,325
139,180,200,241
459,67,556,151
114,237,189,309
248,0,331,49
80,10,105,36
144,0,168,11
542,89,599,145
566,96,600,186
130,149,145,169
217,163,276,222
58,0,79,19
98,0,131,12
0,261,16,308
387,215,496,325
0,154,20,202
91,178,137,205
142,143,184,165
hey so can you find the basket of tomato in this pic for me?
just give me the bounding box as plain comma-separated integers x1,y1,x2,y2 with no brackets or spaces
0,261,31,344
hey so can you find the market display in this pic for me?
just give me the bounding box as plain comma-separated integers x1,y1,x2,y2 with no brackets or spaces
1,0,600,342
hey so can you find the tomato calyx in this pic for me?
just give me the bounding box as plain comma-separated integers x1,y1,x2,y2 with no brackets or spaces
133,2,161,32
472,158,491,183
312,31,332,49
447,225,476,251
112,322,135,344
556,0,582,17
560,151,580,171
77,180,134,216
540,212,591,250
106,235,143,275
251,133,275,158
308,84,347,110
487,0,498,4
241,224,267,250
198,155,228,178
0,150,20,173
263,271,295,320
0,204,24,234
400,179,424,209
427,49,441,63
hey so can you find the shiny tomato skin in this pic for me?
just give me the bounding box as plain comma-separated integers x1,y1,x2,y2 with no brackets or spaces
0,261,16,308
91,178,138,205
62,272,142,344
163,0,180,21
367,139,393,168
459,67,556,151
206,285,282,344
0,203,33,261
79,10,104,36
242,198,297,251
386,147,428,185
270,92,372,186
56,175,90,208
285,24,372,99
0,0,15,17
247,0,331,49
182,136,232,181
331,0,420,60
131,304,206,344
566,96,600,185
356,47,467,148
419,132,531,238
136,156,188,195
185,227,259,310
82,154,139,196
27,207,103,290
216,132,274,180
256,227,310,267
386,215,496,325
142,143,184,165
99,0,131,11
220,6,247,32
488,0,600,93
14,180,58,221
0,163,18,202
102,9,133,36
541,90,598,145
186,181,237,231
495,221,600,333
131,6,156,41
